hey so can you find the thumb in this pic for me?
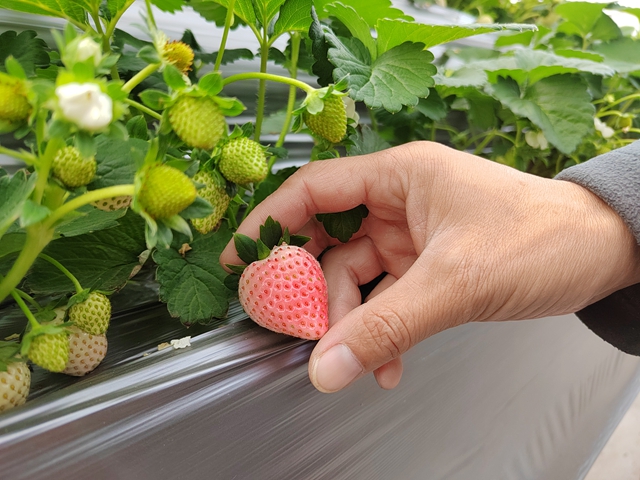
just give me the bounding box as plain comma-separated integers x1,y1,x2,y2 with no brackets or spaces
308,264,455,393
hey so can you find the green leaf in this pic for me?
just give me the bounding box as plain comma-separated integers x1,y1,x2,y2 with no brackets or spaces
234,233,258,264
180,196,214,219
19,200,50,228
314,0,411,27
150,0,184,12
198,72,223,96
1,0,87,23
252,0,286,29
375,20,536,55
347,125,390,156
488,75,594,155
126,115,149,140
0,170,37,239
247,166,298,214
163,64,188,90
225,264,246,274
138,45,161,64
475,49,614,85
316,204,369,243
0,233,26,259
592,38,640,74
324,2,376,60
555,2,606,38
590,12,622,42
154,225,235,324
88,136,148,189
435,67,488,89
25,211,147,294
189,0,233,26
259,216,282,249
256,238,270,259
309,7,334,87
326,33,436,112
0,31,49,77
139,89,171,110
0,342,22,371
55,205,126,237
211,0,256,25
414,90,448,122
273,0,312,37
196,48,254,66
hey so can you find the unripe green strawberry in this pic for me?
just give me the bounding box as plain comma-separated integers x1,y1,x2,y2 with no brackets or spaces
28,331,69,373
219,137,268,185
303,94,347,144
68,291,111,335
191,170,231,234
0,73,31,126
169,95,226,150
137,164,197,219
92,195,132,211
0,362,30,412
52,145,97,188
63,326,107,377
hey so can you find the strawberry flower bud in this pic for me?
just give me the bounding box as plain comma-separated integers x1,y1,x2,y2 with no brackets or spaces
56,83,113,131
76,38,103,66
594,118,614,139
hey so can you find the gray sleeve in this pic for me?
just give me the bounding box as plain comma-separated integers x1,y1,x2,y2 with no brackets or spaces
555,141,640,355
555,141,640,243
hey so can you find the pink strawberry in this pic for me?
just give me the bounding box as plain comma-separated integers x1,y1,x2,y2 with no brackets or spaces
238,244,329,340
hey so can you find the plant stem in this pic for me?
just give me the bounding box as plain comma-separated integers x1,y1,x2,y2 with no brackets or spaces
124,98,162,120
474,131,497,155
122,63,160,93
0,226,53,304
145,0,158,30
214,0,236,72
254,34,270,142
104,0,136,42
14,289,40,310
600,93,640,112
38,254,83,294
276,33,301,148
0,146,37,165
44,184,135,229
91,9,105,35
33,137,65,205
10,290,40,330
222,72,314,93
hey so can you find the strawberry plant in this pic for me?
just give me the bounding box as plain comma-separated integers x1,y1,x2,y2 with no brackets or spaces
0,0,635,412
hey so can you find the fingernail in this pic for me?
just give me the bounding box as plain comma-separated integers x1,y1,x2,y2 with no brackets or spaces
312,344,363,393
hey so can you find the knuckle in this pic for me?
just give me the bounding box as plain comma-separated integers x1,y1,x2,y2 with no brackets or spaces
361,306,413,360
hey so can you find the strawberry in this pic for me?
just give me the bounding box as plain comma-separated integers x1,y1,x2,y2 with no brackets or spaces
162,40,194,74
92,195,132,211
52,145,97,188
27,331,69,373
219,137,268,185
238,244,329,340
68,291,111,335
137,164,197,219
0,362,30,412
169,95,226,150
191,169,230,234
303,94,347,144
63,326,107,377
0,73,30,129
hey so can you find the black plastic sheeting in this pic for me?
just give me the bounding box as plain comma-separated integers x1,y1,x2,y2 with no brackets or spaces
0,278,638,480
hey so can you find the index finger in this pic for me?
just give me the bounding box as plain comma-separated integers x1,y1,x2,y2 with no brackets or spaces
220,147,401,266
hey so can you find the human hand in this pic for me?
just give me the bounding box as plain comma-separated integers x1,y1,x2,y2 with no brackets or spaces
220,142,640,393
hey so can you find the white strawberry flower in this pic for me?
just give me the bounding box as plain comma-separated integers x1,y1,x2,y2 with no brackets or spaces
594,117,614,139
525,130,548,150
75,38,102,66
56,83,113,131
343,96,360,123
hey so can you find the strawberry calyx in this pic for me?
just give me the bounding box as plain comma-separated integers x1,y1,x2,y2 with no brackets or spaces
226,216,310,274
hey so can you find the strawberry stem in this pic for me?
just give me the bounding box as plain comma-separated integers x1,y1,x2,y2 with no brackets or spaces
124,98,162,120
10,289,40,330
276,32,301,149
13,288,41,310
38,254,84,295
254,33,270,142
214,0,236,73
222,73,315,95
0,146,37,165
122,63,161,93
43,184,135,229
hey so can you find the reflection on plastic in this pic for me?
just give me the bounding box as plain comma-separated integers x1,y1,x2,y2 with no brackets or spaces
0,285,639,480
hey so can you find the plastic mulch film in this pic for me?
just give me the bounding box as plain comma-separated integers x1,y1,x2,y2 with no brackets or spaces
0,285,638,480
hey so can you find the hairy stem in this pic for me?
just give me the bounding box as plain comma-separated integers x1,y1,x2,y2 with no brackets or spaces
10,290,40,330
105,0,136,41
223,72,314,94
44,185,135,229
122,63,161,93
0,226,53,304
0,146,37,165
38,254,83,294
14,289,40,310
33,137,65,205
254,35,270,142
214,0,236,72
124,98,162,120
276,33,301,148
